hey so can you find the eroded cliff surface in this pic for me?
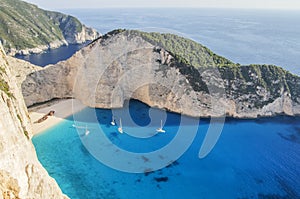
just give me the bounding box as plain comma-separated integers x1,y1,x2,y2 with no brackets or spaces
21,30,300,118
0,44,68,198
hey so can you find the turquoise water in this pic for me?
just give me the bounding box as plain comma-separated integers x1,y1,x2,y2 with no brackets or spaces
32,100,300,199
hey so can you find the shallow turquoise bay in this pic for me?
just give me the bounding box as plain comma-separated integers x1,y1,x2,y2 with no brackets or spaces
32,100,300,199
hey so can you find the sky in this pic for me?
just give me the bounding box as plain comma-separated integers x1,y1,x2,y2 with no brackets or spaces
23,0,300,10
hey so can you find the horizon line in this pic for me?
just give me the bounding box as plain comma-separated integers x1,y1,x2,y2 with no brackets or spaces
49,7,300,11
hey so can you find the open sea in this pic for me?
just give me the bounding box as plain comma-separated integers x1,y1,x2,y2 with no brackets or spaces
17,8,300,75
30,9,300,199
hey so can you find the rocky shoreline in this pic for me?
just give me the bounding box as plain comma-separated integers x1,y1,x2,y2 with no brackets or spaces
8,40,68,56
0,0,100,56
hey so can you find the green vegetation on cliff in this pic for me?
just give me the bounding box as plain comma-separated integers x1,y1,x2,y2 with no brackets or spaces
0,0,98,54
128,30,234,68
122,30,299,108
218,64,300,108
0,66,13,98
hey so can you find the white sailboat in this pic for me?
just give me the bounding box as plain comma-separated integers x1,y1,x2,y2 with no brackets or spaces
85,125,90,136
156,120,166,133
118,118,123,134
72,124,85,129
110,116,116,126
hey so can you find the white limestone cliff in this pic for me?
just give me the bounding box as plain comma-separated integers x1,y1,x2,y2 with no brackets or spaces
0,44,68,199
20,31,300,118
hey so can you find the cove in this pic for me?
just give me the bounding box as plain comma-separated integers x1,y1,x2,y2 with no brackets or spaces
32,100,300,199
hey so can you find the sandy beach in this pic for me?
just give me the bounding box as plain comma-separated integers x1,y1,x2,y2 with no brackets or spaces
29,99,87,136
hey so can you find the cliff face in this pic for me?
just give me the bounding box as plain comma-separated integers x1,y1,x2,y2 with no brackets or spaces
21,30,300,118
45,11,100,44
0,0,100,56
0,44,67,198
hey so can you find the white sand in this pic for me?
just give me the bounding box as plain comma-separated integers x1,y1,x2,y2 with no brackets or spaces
29,99,87,135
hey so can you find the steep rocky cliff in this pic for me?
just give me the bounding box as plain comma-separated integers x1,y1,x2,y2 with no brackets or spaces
0,44,67,198
0,0,100,55
21,30,300,118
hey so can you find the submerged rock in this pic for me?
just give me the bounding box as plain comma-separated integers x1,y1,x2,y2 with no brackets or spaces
154,177,169,182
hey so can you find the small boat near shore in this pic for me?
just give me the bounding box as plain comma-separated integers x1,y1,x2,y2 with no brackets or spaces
72,124,85,129
111,116,116,126
85,125,90,136
156,120,166,133
118,118,123,134
73,124,90,136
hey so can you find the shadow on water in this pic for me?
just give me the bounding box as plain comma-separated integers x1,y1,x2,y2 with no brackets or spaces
237,174,300,199
224,115,300,125
70,99,197,127
253,175,300,199
277,127,300,144
275,175,300,199
69,99,300,129
15,43,89,67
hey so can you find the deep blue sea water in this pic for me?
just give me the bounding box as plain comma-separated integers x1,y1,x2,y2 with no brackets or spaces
15,43,87,67
30,9,300,199
33,100,300,199
61,8,300,75
17,9,300,75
